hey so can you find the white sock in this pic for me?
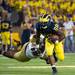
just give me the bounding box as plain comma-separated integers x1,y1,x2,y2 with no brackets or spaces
51,64,56,68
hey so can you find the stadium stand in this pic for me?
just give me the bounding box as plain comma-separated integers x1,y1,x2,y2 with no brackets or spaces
0,0,75,22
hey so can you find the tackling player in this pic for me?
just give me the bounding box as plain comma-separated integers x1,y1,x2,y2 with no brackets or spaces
0,34,40,62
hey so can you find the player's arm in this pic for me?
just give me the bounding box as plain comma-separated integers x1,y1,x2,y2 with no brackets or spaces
55,29,65,42
49,22,65,43
52,22,65,41
48,31,65,44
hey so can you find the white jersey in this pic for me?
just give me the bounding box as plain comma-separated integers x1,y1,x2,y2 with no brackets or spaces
63,21,74,36
25,43,38,58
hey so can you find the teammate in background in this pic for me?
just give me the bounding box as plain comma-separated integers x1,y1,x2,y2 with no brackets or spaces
35,14,65,75
10,32,21,51
1,10,11,51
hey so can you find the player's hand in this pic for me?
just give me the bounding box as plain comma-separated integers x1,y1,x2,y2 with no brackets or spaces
48,35,59,44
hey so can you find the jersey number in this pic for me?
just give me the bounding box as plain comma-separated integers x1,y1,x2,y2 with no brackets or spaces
2,23,9,29
54,24,58,31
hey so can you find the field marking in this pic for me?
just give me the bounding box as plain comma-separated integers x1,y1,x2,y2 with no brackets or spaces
8,66,75,69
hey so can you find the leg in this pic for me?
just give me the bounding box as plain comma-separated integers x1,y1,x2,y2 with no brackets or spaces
5,32,11,50
47,56,57,75
2,49,30,62
45,52,58,64
45,39,57,75
55,41,64,61
69,35,74,52
53,52,58,63
2,50,18,58
64,36,70,53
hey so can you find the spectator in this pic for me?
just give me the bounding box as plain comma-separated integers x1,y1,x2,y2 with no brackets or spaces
0,0,13,13
63,17,75,52
21,20,32,45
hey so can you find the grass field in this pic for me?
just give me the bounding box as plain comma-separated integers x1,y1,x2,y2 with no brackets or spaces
0,53,75,75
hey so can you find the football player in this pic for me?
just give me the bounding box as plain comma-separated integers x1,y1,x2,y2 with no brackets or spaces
1,34,40,62
35,14,65,75
1,11,12,51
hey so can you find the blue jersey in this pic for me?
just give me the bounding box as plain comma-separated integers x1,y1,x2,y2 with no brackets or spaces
35,20,65,44
36,21,59,36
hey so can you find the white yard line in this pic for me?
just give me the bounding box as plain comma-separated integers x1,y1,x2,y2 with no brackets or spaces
8,65,75,69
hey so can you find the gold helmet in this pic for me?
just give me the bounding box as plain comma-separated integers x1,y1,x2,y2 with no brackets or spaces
39,14,51,22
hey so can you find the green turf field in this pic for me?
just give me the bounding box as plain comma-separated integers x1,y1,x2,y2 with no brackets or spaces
0,53,75,75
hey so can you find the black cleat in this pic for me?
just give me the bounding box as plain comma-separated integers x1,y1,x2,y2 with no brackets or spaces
52,67,57,75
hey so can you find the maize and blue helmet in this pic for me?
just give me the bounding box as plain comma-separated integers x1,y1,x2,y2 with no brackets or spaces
39,14,51,22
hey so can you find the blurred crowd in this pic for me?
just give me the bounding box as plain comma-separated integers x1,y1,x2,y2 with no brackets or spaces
0,0,75,25
0,0,75,52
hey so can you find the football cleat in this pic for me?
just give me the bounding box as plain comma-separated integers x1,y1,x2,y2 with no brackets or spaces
52,67,58,75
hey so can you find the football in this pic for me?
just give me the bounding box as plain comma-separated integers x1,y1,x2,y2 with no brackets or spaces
51,35,59,40
47,34,59,43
